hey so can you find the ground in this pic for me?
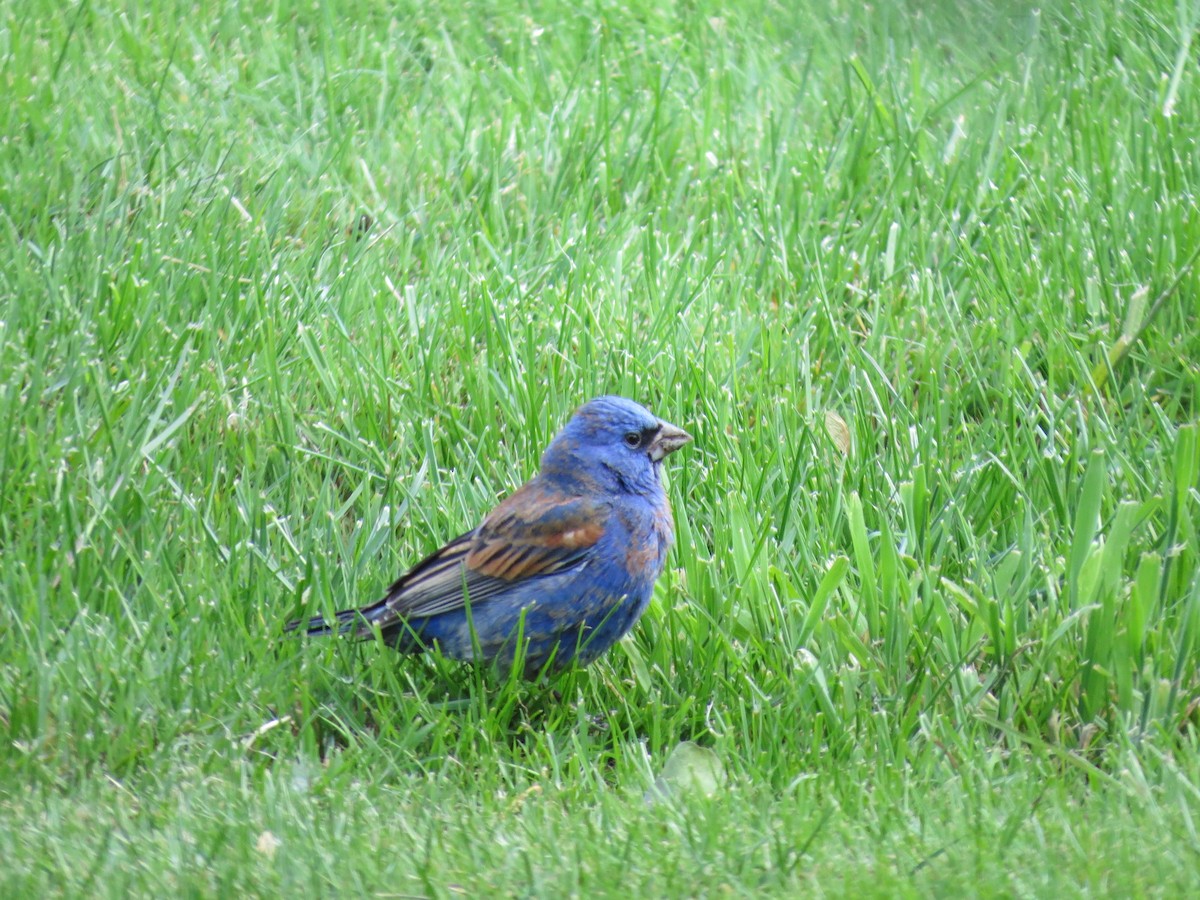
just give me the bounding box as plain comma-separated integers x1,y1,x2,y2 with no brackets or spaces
3,0,1200,895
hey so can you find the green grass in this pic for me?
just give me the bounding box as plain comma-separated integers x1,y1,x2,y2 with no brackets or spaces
3,0,1200,894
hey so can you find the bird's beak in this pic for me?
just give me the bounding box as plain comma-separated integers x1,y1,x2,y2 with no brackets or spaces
649,419,692,462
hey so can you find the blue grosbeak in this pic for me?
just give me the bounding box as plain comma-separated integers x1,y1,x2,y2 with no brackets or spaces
289,396,691,676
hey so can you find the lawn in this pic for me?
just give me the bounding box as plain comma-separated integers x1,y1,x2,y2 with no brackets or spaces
3,0,1200,895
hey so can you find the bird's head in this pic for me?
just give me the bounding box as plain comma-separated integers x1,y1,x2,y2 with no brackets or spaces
540,396,692,495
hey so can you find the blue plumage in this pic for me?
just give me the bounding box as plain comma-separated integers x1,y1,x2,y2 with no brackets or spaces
289,396,691,676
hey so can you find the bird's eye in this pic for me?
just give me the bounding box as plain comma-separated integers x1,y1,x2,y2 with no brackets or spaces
623,431,642,448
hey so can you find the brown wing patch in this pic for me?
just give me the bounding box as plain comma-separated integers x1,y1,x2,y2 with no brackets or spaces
557,524,605,548
465,481,606,581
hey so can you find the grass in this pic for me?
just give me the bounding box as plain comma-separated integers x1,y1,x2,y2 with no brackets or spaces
3,0,1200,894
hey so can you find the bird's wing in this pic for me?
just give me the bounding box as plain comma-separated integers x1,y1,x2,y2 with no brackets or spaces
365,481,607,626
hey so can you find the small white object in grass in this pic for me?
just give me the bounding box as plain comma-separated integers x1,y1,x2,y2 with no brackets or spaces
255,830,281,859
824,411,851,456
645,741,725,805
242,715,293,751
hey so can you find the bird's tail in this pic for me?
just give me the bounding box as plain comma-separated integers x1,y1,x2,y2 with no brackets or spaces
284,601,390,638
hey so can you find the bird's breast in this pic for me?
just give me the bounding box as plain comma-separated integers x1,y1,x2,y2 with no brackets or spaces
616,495,674,583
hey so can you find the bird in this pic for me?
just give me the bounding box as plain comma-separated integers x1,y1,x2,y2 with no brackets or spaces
288,396,692,677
